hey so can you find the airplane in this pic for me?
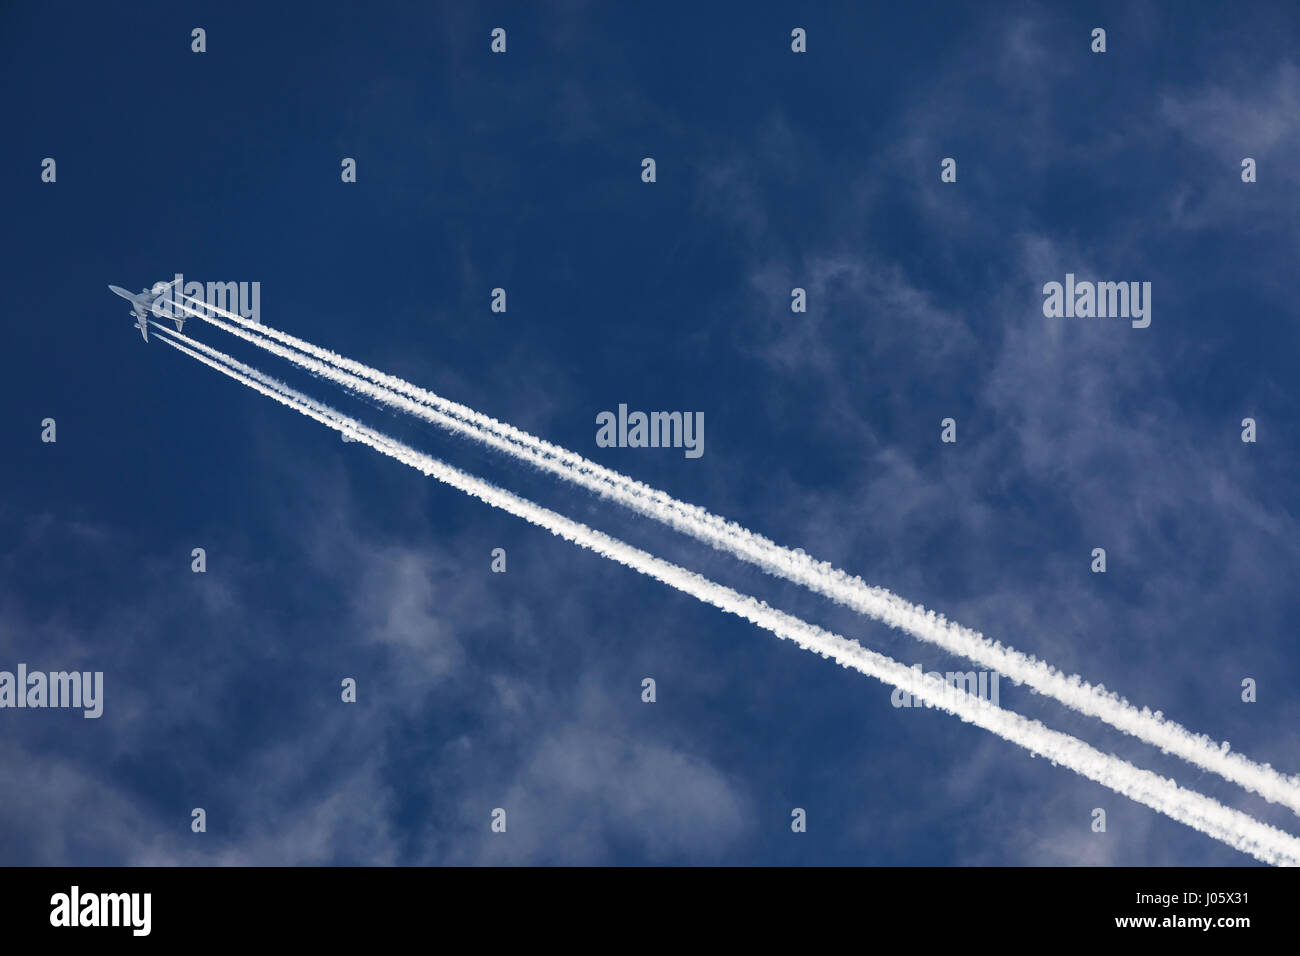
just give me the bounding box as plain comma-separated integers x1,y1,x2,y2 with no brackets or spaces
108,280,185,342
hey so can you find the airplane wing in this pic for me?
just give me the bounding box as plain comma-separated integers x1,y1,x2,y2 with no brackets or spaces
147,279,187,331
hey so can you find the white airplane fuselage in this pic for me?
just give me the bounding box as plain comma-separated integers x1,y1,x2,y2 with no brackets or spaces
108,283,185,342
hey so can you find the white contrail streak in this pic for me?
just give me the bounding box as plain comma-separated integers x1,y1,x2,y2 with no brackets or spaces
150,322,1300,865
169,293,1300,815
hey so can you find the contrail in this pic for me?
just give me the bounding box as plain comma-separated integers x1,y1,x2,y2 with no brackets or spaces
150,322,1300,865
168,293,1300,815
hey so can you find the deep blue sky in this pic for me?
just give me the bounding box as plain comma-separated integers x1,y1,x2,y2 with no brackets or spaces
3,0,1299,864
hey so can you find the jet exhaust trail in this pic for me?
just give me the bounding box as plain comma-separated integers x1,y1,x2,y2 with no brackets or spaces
150,322,1300,865
168,293,1300,816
